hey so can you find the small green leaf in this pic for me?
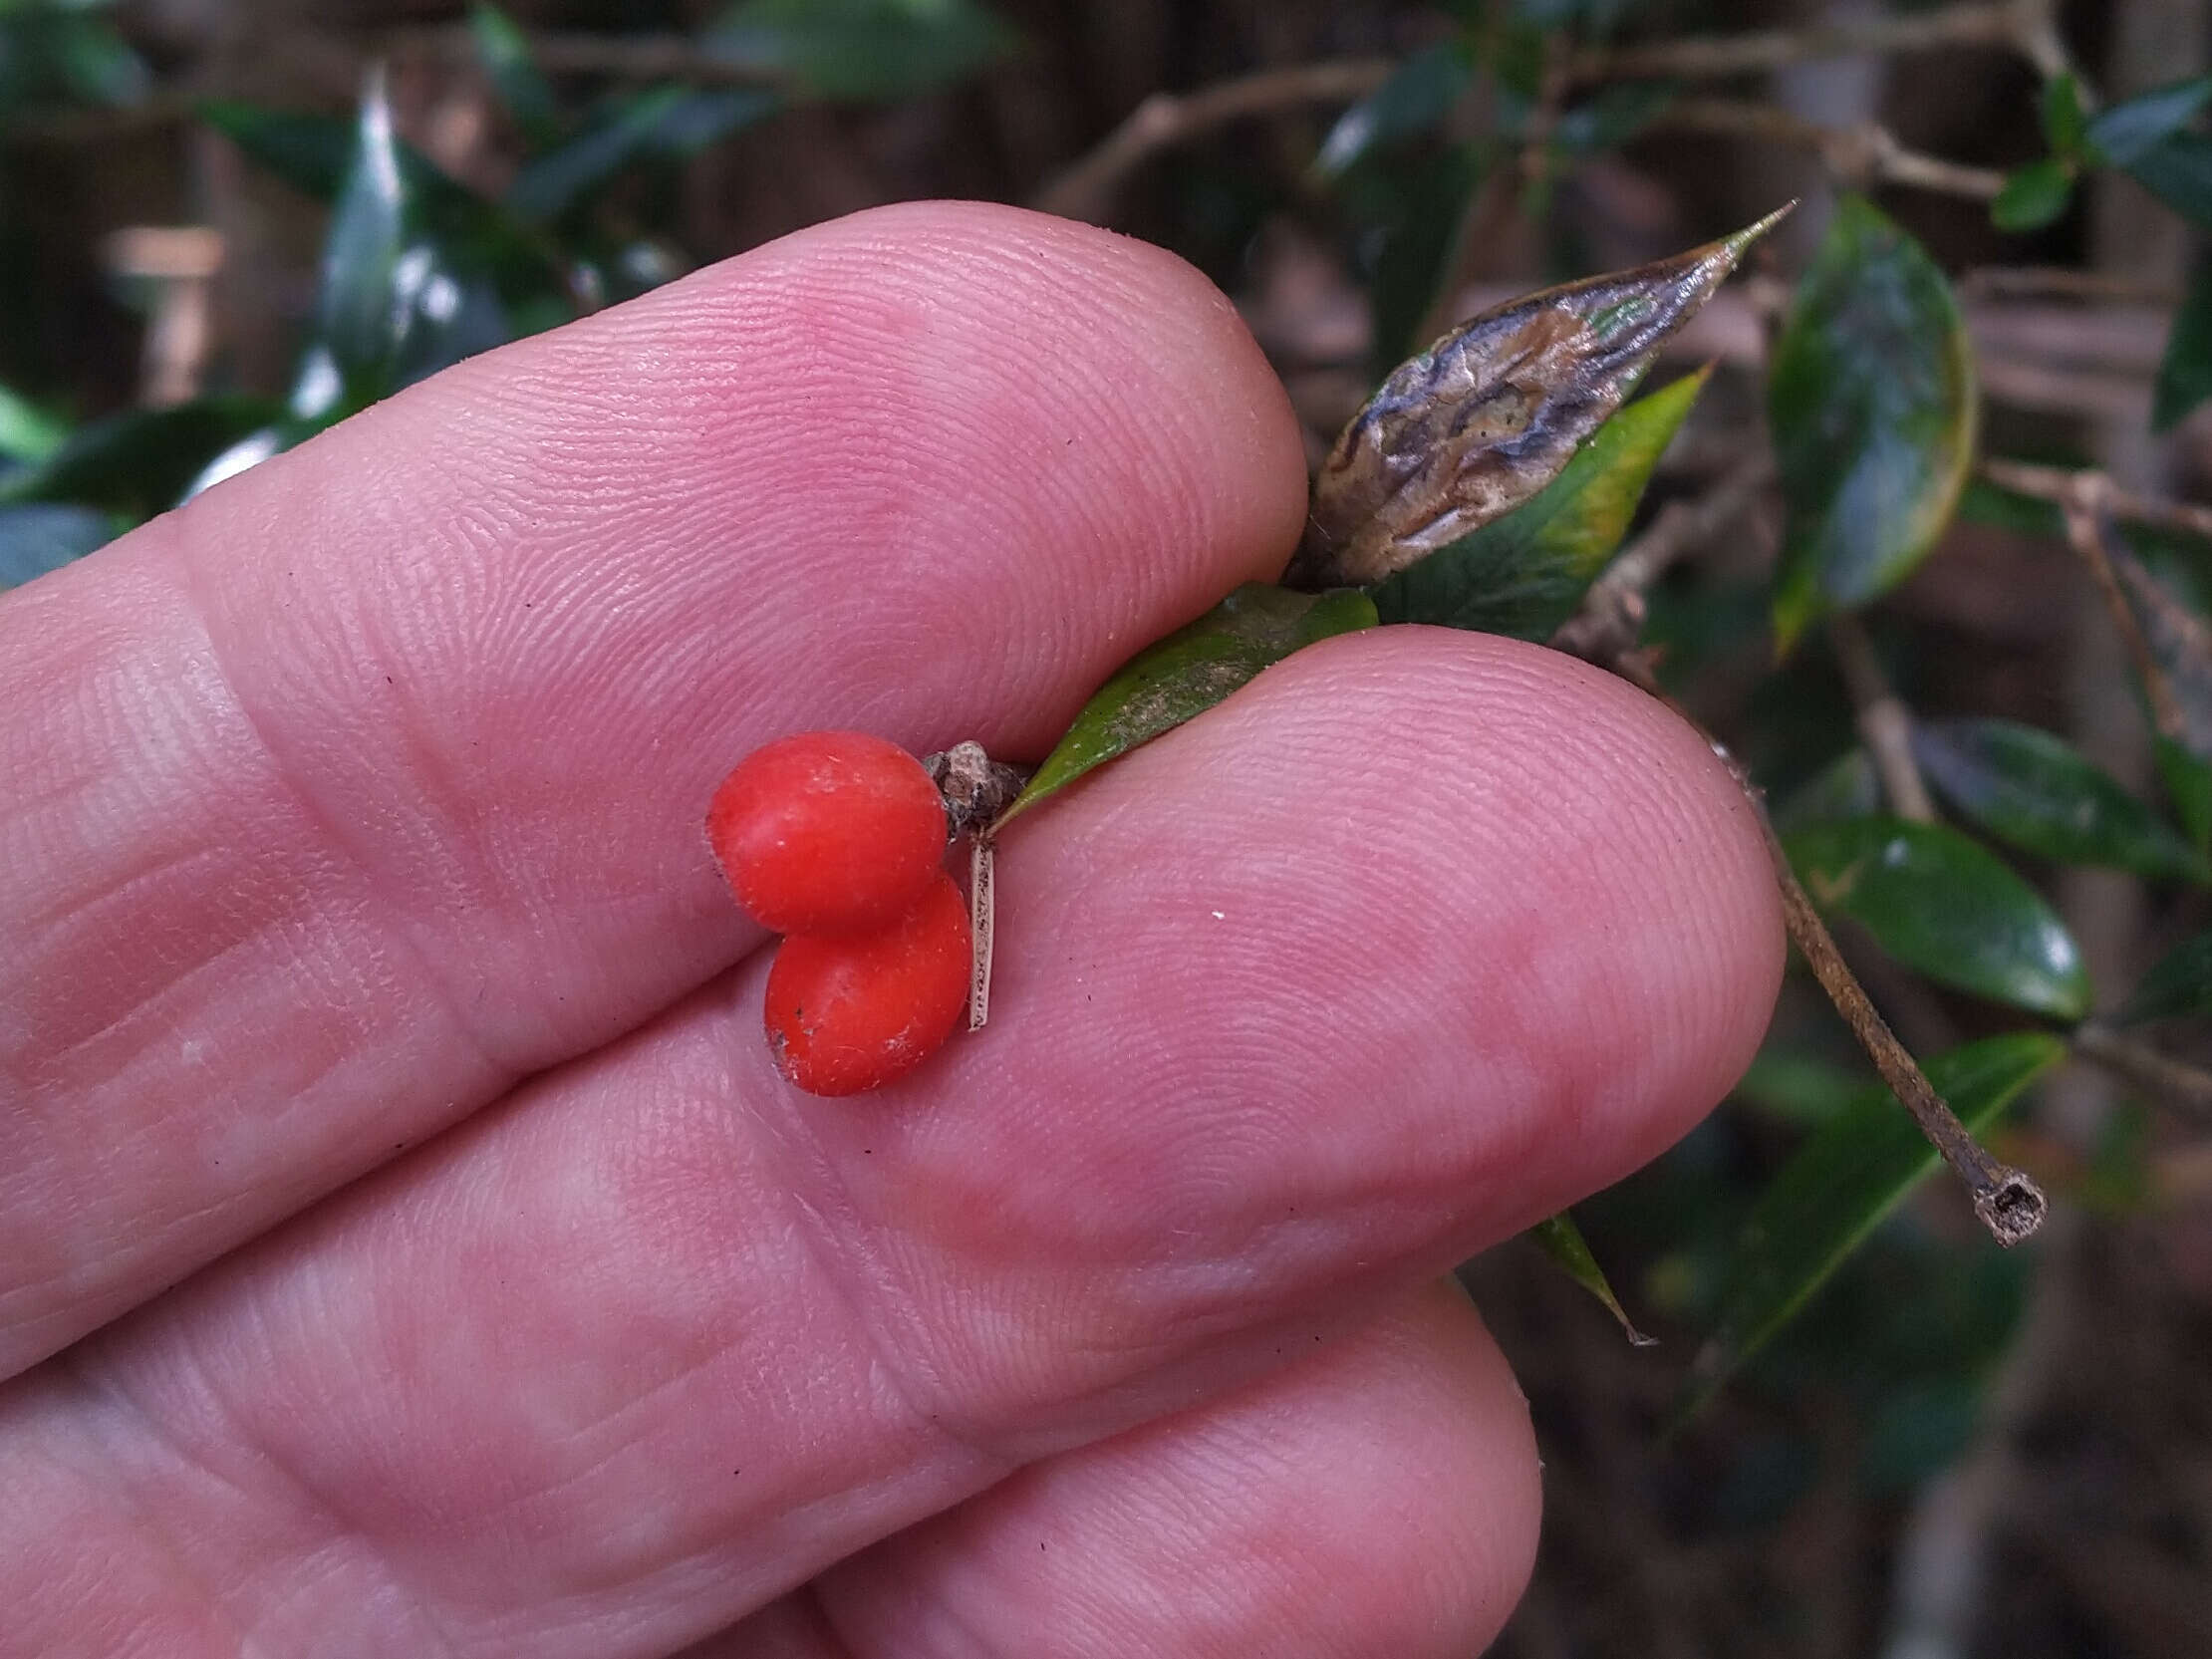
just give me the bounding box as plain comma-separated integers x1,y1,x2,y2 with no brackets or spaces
2085,75,2212,166
0,383,68,466
320,72,412,389
1769,196,1977,654
2040,73,2087,158
2113,132,2212,227
1912,716,2207,882
1785,816,2091,1019
1679,1032,2066,1421
2115,930,2212,1025
0,395,284,519
1292,207,1786,589
470,4,561,148
509,86,775,224
0,502,116,589
2157,732,2212,851
2157,256,2212,433
1990,157,2075,232
1371,365,1709,639
1526,1212,1655,1346
997,584,1377,825
707,0,1015,101
199,100,357,199
1772,746,1880,833
1311,42,1470,179
1733,1045,1871,1128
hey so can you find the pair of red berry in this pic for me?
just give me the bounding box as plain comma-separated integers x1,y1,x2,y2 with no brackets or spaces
707,732,972,1096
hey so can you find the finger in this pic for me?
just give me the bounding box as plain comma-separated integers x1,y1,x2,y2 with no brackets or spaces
694,1281,1535,1659
0,201,1306,1377
5,628,1780,1656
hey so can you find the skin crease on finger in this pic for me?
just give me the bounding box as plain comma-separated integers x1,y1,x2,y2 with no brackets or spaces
0,202,1310,1378
0,628,1781,1657
691,1280,1540,1659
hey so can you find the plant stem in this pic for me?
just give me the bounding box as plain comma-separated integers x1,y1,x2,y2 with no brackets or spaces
1828,613,1937,822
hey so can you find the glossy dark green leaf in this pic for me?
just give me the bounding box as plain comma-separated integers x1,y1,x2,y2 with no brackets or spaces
2159,256,2212,434
1291,208,1785,589
707,0,1014,101
1912,716,2207,882
996,584,1377,825
2158,733,2212,851
1371,365,1708,639
1990,157,2074,232
2113,132,2212,227
2041,73,2087,158
0,395,283,519
2115,930,2212,1025
319,74,412,387
1549,82,1676,158
1679,1032,2066,1422
1785,816,2090,1018
1527,1212,1654,1346
470,4,561,148
2085,75,2212,166
1772,746,1880,833
1311,41,1469,178
0,503,116,589
1769,196,1977,654
1362,143,1488,374
509,86,776,224
199,100,357,198
1733,1046,1870,1128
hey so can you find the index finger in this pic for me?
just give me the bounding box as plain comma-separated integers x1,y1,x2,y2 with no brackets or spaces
0,201,1307,1378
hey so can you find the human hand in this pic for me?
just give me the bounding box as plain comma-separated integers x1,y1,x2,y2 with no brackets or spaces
0,202,1782,1656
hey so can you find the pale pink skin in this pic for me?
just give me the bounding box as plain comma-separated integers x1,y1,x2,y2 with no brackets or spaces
0,203,1784,1656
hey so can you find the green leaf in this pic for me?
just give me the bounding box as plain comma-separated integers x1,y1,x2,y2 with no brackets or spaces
1733,1045,1871,1128
1769,196,1977,654
199,100,357,198
1911,716,2207,882
996,584,1377,825
0,502,116,589
0,382,68,465
2115,930,2212,1025
707,0,1015,102
2157,732,2212,851
1370,365,1709,639
1311,41,1470,179
1990,157,2075,232
1772,746,1880,833
1679,1032,2066,1421
2041,73,2087,158
1362,142,1488,373
0,395,283,519
1291,206,1787,589
470,4,561,148
2113,132,2212,227
1785,816,2091,1019
508,86,776,225
1526,1212,1655,1346
2156,256,2212,432
2085,75,2212,166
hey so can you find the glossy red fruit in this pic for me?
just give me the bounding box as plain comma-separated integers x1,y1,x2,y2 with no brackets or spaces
708,731,948,935
764,872,972,1096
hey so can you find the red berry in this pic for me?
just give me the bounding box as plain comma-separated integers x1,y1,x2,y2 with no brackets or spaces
707,731,948,935
764,872,972,1096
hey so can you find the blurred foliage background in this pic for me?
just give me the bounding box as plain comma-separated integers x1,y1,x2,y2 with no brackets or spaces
7,1,2212,1655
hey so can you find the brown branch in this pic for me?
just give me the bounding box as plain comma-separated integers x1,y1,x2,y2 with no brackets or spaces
1605,654,2045,1246
1568,0,2053,85
1648,99,2008,200
1828,613,1937,822
2072,1022,2212,1127
1982,455,2212,543
392,24,789,88
1960,266,2184,308
1550,451,1775,662
1033,59,1395,222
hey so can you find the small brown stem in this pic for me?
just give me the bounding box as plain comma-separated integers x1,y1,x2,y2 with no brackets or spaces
1646,100,2008,200
1960,266,2184,307
1566,0,2049,85
968,837,996,1032
1606,653,2046,1246
2050,477,2188,742
924,742,1030,839
1983,455,2212,545
2071,1022,2212,1126
1829,613,1937,822
1032,59,1395,222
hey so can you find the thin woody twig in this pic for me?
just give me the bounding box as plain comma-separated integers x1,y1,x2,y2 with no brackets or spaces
1033,59,1395,221
1982,455,2212,544
1829,613,1937,822
1648,99,2008,200
2071,1022,2212,1126
1961,266,2184,307
1605,655,2046,1246
1567,0,2051,85
2046,476,2189,742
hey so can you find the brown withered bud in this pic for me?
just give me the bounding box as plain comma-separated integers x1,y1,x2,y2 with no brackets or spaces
1285,207,1790,591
